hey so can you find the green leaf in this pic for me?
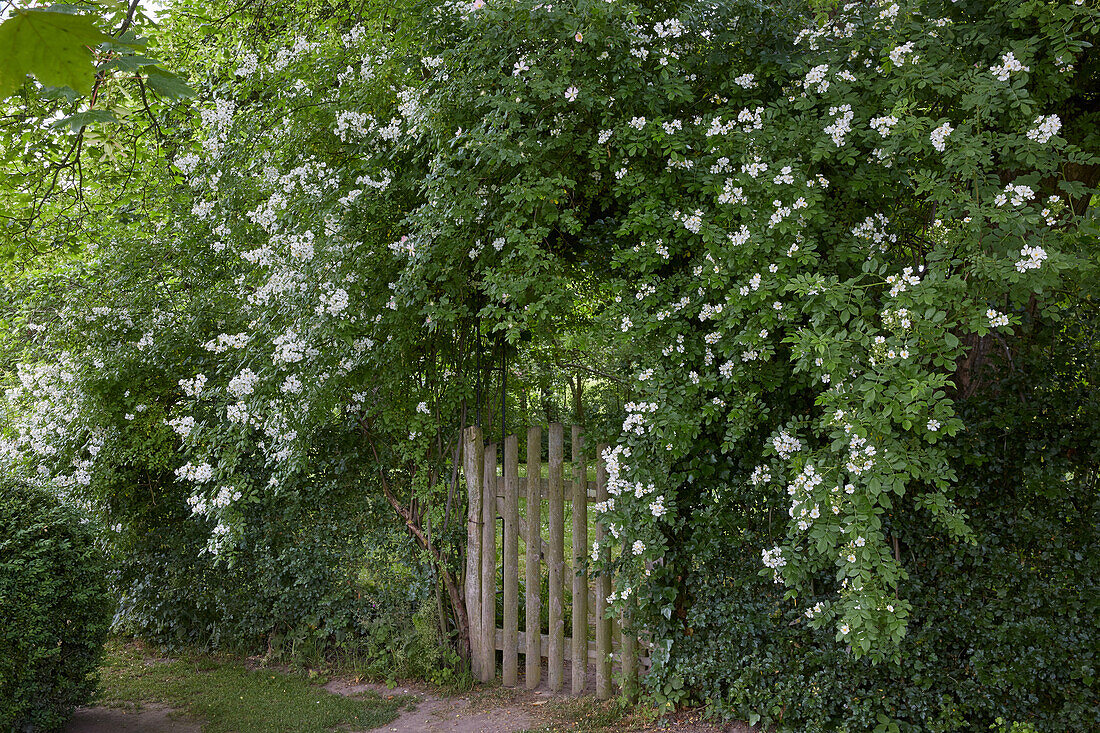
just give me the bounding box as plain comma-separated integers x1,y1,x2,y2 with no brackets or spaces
102,54,161,72
0,9,117,99
51,109,117,133
38,84,83,102
144,67,195,99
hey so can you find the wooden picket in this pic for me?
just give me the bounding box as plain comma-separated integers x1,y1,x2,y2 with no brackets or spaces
463,428,483,681
570,425,588,695
524,425,542,690
462,422,647,699
502,434,519,687
481,441,496,682
547,423,565,692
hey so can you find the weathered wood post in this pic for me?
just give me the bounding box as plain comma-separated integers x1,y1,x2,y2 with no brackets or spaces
463,426,484,680
524,426,542,689
571,426,588,695
481,443,497,682
547,422,565,691
594,443,612,699
502,434,520,686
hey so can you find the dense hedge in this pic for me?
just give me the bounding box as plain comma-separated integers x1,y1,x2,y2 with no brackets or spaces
0,481,112,733
673,495,1098,732
661,300,1100,732
2,349,447,671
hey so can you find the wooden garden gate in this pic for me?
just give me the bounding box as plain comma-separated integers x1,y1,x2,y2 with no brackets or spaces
462,423,646,698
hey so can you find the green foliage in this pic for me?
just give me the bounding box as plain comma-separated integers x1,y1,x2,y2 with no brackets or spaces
0,479,112,733
0,8,116,98
659,293,1099,732
0,0,1097,728
344,590,465,688
110,486,387,657
142,66,195,99
0,1,190,276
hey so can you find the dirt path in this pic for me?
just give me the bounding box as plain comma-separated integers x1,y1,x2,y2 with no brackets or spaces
65,687,535,733
66,703,202,733
327,680,536,733
325,675,754,733
67,689,749,733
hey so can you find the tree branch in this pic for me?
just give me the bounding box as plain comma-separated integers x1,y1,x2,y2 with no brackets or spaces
555,360,628,384
363,425,471,660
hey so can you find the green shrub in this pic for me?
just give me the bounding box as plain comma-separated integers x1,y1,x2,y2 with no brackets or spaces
668,489,1098,733
0,480,112,733
108,473,415,660
655,295,1100,732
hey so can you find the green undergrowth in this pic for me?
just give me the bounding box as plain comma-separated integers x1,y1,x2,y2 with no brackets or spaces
96,639,413,733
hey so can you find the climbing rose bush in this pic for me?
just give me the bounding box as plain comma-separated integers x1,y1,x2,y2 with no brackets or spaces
3,0,1097,692
387,0,1097,664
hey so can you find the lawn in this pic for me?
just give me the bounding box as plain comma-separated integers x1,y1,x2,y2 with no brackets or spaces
94,640,412,733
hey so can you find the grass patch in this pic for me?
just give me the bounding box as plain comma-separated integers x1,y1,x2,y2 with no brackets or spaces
97,639,412,733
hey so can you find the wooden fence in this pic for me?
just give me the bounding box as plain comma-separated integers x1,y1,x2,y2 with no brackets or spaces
463,423,647,697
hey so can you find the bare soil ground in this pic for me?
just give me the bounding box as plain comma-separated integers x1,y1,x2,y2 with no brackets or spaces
327,679,534,732
66,703,202,733
326,677,755,733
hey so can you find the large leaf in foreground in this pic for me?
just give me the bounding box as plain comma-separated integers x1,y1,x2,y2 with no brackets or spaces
0,9,115,99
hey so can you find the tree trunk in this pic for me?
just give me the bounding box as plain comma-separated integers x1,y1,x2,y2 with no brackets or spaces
572,374,585,428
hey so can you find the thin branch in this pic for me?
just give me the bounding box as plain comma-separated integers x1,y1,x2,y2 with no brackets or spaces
134,76,163,143
116,0,141,37
555,360,628,384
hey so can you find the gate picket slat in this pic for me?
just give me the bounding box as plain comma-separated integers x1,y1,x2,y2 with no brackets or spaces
481,443,497,683
502,435,520,687
594,443,612,699
571,426,588,695
610,608,621,693
463,427,484,680
525,426,542,689
547,423,565,692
